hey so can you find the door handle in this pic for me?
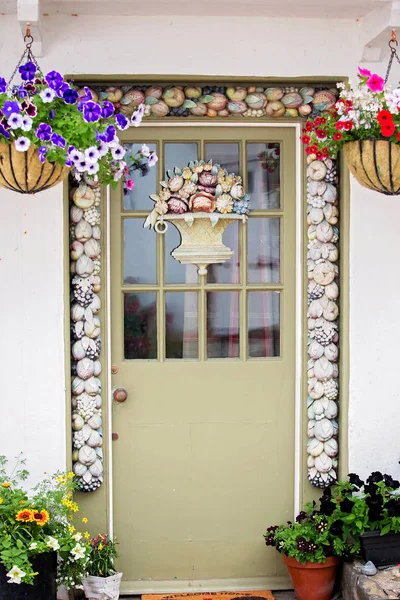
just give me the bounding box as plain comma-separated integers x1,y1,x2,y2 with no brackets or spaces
113,388,128,403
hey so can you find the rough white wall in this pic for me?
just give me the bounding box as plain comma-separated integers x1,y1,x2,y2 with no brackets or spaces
0,12,398,483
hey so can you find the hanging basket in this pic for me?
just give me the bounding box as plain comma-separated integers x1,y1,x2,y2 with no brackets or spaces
343,139,400,195
82,572,122,600
0,142,70,194
156,212,246,275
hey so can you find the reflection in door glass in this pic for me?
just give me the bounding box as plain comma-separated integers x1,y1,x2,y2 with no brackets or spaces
165,224,198,284
207,292,240,358
205,143,240,174
248,291,280,357
166,292,198,359
123,143,158,210
124,293,157,359
124,219,157,285
247,143,280,209
164,143,198,176
247,218,280,283
207,221,240,284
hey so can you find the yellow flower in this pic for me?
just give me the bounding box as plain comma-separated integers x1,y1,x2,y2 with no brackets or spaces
182,167,192,180
1,482,11,488
69,525,76,533
98,543,104,551
82,517,88,524
33,509,50,526
0,498,3,504
16,509,35,522
84,531,91,539
67,472,74,479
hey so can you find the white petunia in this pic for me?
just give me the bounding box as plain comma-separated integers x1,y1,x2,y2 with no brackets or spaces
47,536,60,551
20,115,33,132
71,543,86,560
111,145,126,160
87,162,99,175
29,542,37,550
14,136,31,152
40,88,56,103
8,113,23,130
141,143,150,157
72,532,83,542
6,565,26,584
84,146,100,164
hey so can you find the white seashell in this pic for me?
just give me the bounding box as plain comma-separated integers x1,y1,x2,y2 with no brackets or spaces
93,360,102,376
309,378,324,399
73,462,88,476
86,429,102,448
307,161,327,181
314,418,334,441
316,221,333,243
308,224,317,240
89,459,103,477
324,437,338,457
314,452,333,473
322,183,337,203
84,238,101,259
308,207,324,225
314,356,334,381
323,204,338,224
307,455,315,467
325,282,339,300
78,445,97,466
308,340,324,359
84,376,99,395
324,343,339,361
73,184,96,209
85,317,101,339
82,423,92,441
77,358,95,380
308,467,318,480
307,180,320,197
71,304,85,322
308,318,316,331
75,220,92,243
307,437,324,456
325,399,338,420
324,378,339,400
313,261,335,286
92,225,101,240
87,413,102,429
323,300,339,322
72,339,87,360
308,419,316,437
308,405,315,419
70,205,84,224
312,399,325,415
72,376,85,396
76,255,94,277
72,413,85,431
308,299,324,319
90,295,101,315
71,241,84,261
94,394,102,408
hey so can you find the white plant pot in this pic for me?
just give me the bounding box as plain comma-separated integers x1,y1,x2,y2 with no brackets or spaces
82,573,122,600
155,212,246,275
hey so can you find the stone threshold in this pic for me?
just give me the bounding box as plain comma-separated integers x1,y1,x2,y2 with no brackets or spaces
342,560,400,600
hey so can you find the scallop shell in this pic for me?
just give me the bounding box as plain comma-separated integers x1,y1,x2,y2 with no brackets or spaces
308,207,324,225
265,100,285,117
314,452,333,473
75,220,92,243
313,261,335,286
314,356,334,381
316,222,334,243
87,413,102,430
89,459,103,477
84,239,101,259
308,340,325,359
324,400,338,420
71,205,84,224
76,255,94,277
307,161,327,181
307,437,324,457
71,303,85,322
324,343,339,361
77,358,95,380
72,376,85,396
86,429,102,448
78,445,97,466
323,300,339,322
314,418,334,441
84,377,100,395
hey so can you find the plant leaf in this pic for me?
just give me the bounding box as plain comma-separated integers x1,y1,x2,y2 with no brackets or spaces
183,99,197,109
199,95,214,103
145,96,158,105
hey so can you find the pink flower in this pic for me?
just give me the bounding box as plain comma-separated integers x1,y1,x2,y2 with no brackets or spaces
366,73,385,93
126,179,135,190
358,67,371,77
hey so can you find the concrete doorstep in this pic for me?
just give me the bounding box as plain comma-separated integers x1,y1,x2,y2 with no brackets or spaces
341,560,400,600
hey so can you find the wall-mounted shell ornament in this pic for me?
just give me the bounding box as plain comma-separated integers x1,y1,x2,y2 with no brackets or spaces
307,161,327,182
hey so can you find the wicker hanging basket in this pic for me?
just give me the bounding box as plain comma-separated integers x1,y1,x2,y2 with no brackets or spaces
0,142,70,194
343,139,400,195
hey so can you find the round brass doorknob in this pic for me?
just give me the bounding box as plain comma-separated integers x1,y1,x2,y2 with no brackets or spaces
113,388,128,403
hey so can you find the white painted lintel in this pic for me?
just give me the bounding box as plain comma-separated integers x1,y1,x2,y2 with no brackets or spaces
17,0,42,57
360,1,400,62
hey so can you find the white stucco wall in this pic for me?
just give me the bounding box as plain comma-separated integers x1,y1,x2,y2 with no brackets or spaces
0,13,398,484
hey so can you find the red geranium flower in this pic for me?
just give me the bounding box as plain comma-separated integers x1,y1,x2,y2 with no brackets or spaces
316,151,323,160
314,117,322,127
305,122,313,132
397,132,400,141
333,132,343,141
335,121,344,130
316,129,327,139
381,122,396,137
377,110,393,124
305,144,318,155
321,147,329,158
344,121,353,131
319,117,327,124
301,135,311,145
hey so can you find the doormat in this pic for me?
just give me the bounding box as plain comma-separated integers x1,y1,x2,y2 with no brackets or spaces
143,591,275,600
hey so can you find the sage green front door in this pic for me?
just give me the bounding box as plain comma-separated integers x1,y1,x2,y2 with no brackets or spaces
111,126,296,592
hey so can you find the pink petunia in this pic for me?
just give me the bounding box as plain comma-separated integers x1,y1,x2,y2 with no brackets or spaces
358,67,371,77
126,179,135,190
366,73,385,92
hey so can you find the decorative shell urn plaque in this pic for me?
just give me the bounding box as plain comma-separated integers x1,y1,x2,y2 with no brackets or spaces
144,159,249,274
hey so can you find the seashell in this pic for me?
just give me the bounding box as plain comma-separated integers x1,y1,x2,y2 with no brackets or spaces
77,358,94,380
89,459,103,477
307,455,315,468
285,108,298,117
190,102,208,116
84,377,99,395
76,255,94,277
84,238,101,259
307,161,327,181
322,183,338,203
314,418,334,441
168,175,184,192
312,399,325,416
308,340,324,359
93,360,102,376
313,261,335,286
230,184,245,200
184,86,202,99
226,87,247,101
324,343,339,362
73,461,88,476
308,420,316,437
85,317,101,339
299,104,312,116
75,220,92,243
71,240,84,261
227,100,248,114
168,197,188,214
150,100,169,116
72,413,85,431
218,109,230,117
70,205,83,224
87,413,102,430
78,445,97,466
245,92,266,109
308,299,324,319
307,438,324,457
119,90,145,116
316,222,333,243
281,92,303,108
216,194,233,214
73,184,95,209
314,356,334,381
265,100,285,117
163,88,185,107
208,93,228,111
189,192,216,213
104,87,123,103
309,378,324,399
323,300,339,322
145,86,163,99
198,171,217,187
308,207,324,225
89,294,101,315
86,429,102,448
312,90,336,110
324,400,338,420
73,321,85,339
265,87,284,101
72,376,85,396
314,452,333,473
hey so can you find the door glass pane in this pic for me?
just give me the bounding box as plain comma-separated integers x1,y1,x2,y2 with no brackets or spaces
205,142,240,174
207,292,240,358
123,219,157,284
166,292,198,359
164,143,198,175
248,291,280,357
123,143,158,210
124,292,157,359
165,224,198,284
207,221,240,284
247,143,280,209
247,218,280,283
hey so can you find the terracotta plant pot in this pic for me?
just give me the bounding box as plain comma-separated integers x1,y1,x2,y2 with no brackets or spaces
343,139,400,195
0,142,70,194
283,554,338,600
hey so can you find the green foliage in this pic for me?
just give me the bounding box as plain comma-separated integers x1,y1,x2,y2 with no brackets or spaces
87,534,119,578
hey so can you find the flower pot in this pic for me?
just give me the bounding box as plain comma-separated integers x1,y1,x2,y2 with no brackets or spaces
0,142,70,194
0,551,57,599
283,554,338,600
155,212,246,275
343,139,400,195
82,572,122,600
360,531,400,566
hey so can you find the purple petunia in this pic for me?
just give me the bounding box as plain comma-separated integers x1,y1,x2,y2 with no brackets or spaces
83,101,101,123
2,101,20,118
56,82,69,98
38,146,48,163
65,157,74,167
0,77,6,93
101,101,115,119
115,113,129,131
76,158,89,173
111,145,126,160
19,62,37,82
102,124,116,143
49,110,55,120
63,88,79,105
36,123,52,141
148,151,158,167
18,86,28,99
45,70,64,90
0,124,10,139
24,103,37,118
131,108,143,128
97,141,108,157
51,132,66,148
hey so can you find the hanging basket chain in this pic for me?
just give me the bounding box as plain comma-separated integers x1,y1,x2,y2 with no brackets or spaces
6,23,41,91
385,30,400,83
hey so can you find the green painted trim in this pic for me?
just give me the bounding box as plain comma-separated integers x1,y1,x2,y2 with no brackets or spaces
68,74,344,86
63,177,73,472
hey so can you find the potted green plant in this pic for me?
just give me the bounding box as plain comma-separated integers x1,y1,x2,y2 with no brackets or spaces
0,455,89,599
82,533,121,600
